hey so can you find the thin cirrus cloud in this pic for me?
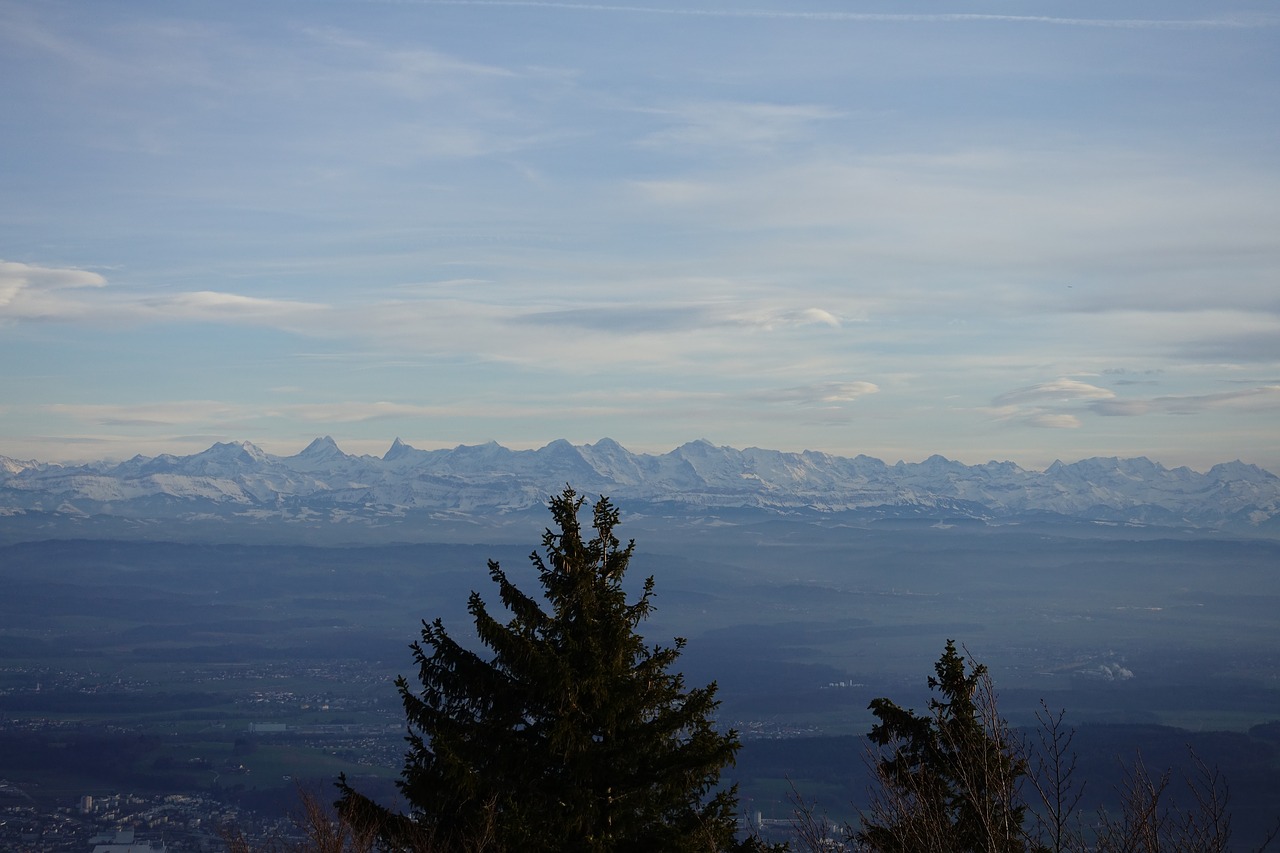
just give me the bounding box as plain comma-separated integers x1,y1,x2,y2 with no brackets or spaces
2,260,835,379
136,292,329,325
302,27,519,87
279,402,448,423
987,381,1280,431
387,3,1280,31
630,152,1280,290
513,305,716,333
45,401,251,428
736,308,842,331
1081,311,1280,364
1025,413,1083,430
511,304,842,334
40,378,882,435
637,101,843,153
3,2,1278,469
5,272,844,376
4,281,841,378
45,400,442,428
749,381,879,406
0,260,330,329
1091,386,1280,417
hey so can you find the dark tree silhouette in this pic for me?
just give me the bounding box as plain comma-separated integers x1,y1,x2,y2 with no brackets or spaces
854,640,1026,853
337,487,747,852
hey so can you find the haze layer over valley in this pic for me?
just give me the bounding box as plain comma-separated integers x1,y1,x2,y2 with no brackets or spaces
3,438,1279,843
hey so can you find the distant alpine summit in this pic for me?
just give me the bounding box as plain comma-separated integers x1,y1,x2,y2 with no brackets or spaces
1,438,1277,537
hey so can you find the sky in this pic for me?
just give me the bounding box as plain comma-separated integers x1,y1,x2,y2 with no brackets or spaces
2,0,1278,471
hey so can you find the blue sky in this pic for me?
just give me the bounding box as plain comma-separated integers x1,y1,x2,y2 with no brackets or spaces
2,1,1278,470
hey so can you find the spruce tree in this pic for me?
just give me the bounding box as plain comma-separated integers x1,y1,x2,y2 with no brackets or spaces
337,487,745,852
855,640,1027,853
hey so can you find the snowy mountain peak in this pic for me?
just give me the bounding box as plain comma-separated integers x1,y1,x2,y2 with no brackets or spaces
0,455,40,476
918,454,962,471
2,439,1278,536
296,435,346,459
1208,460,1276,483
191,441,269,466
384,437,414,461
205,440,267,459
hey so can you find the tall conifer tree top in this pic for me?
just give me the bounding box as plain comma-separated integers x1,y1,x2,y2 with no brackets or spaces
856,640,1026,853
338,486,745,852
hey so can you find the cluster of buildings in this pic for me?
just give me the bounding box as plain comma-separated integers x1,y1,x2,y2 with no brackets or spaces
0,786,295,853
732,719,824,739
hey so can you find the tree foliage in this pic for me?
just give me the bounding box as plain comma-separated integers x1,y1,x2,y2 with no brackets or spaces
854,640,1026,853
337,487,745,852
841,642,1273,853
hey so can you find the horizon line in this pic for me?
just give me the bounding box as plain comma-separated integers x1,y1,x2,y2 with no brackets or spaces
2,435,1270,477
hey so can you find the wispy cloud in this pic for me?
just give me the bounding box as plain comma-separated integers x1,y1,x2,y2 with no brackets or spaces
4,1,1279,469
139,291,329,325
984,380,1280,433
1091,385,1280,417
511,302,842,334
303,27,518,87
992,379,1115,407
750,381,879,406
42,400,451,428
637,101,842,154
0,261,106,321
732,307,842,331
45,401,250,427
1081,312,1280,364
379,3,1280,31
985,379,1114,430
277,402,446,422
1,261,330,329
629,153,1280,312
513,304,713,333
1025,413,1082,429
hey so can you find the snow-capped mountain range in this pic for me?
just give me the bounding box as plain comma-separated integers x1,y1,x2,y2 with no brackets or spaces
2,437,1278,535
